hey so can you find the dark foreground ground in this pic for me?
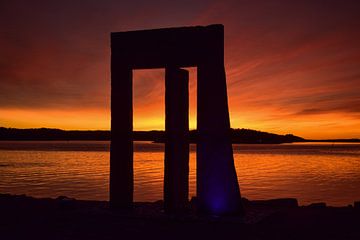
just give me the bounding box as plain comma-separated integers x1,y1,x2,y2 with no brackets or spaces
1,194,359,240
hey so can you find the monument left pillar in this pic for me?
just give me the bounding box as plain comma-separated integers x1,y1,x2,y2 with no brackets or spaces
110,51,133,208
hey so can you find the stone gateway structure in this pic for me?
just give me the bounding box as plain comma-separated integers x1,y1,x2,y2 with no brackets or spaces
110,24,243,215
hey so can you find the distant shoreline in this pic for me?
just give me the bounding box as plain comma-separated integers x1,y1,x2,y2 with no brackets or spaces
1,127,359,143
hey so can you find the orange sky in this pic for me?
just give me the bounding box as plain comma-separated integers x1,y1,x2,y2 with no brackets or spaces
0,0,360,139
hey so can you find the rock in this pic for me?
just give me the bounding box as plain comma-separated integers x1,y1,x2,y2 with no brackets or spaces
308,202,327,208
241,197,250,208
56,196,76,201
56,196,77,210
354,201,360,209
252,198,298,208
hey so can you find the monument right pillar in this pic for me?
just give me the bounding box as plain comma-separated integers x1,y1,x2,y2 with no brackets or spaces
197,62,243,215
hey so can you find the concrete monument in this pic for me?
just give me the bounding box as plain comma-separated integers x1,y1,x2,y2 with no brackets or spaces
110,24,243,215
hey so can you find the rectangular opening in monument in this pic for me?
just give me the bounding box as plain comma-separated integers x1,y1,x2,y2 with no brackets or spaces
186,67,197,201
133,68,165,202
132,67,198,202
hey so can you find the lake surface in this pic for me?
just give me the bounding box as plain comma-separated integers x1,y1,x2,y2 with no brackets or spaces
0,141,359,206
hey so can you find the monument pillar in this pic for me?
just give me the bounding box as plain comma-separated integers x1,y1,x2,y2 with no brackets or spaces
164,67,189,213
197,63,243,215
110,62,133,208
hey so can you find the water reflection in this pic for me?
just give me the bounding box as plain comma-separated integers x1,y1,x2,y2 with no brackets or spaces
0,141,359,206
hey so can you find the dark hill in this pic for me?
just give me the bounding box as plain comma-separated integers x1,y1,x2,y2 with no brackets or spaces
230,128,305,144
0,127,306,144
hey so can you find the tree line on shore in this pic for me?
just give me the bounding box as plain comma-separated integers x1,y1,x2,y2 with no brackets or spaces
0,127,308,143
1,127,359,143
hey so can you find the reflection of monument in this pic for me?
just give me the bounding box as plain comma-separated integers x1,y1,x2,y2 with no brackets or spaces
110,24,243,215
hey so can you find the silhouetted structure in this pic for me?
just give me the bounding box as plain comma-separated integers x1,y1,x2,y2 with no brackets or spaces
164,67,189,213
110,24,243,215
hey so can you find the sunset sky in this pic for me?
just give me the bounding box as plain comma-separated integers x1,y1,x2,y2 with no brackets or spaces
0,0,359,139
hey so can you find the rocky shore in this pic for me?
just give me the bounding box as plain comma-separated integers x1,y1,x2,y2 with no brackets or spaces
0,194,359,240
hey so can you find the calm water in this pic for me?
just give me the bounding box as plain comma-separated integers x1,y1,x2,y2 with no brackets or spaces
0,141,359,206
